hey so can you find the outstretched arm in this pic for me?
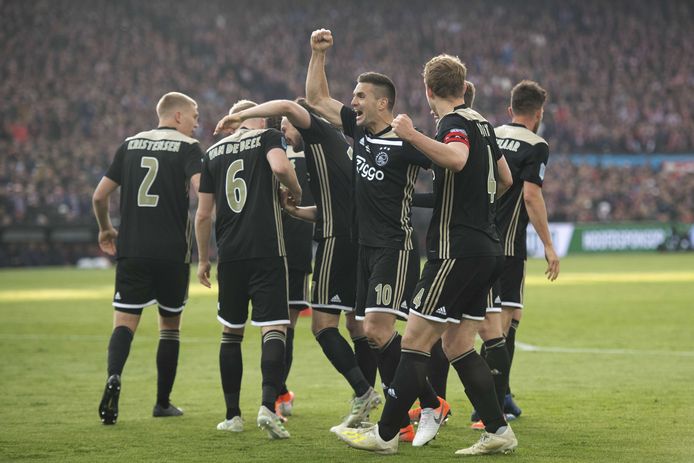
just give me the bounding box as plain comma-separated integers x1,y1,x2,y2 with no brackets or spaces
215,100,312,135
305,29,344,127
281,188,317,223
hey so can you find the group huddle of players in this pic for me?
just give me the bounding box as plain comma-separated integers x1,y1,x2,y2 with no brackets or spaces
93,28,559,457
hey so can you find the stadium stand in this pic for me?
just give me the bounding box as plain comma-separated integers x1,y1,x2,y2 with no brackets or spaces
1,0,693,265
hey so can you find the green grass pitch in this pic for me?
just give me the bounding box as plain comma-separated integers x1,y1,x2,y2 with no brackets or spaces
1,253,693,462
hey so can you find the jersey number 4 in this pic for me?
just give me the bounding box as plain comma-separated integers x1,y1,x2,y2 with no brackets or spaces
226,159,247,213
486,146,497,204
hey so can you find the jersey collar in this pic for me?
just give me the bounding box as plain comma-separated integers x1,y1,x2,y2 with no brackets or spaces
157,126,177,130
370,125,393,138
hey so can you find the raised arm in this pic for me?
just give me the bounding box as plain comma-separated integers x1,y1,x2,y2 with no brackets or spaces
305,29,344,127
215,100,312,135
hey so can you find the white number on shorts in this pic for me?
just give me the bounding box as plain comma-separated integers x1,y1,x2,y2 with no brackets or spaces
375,283,393,306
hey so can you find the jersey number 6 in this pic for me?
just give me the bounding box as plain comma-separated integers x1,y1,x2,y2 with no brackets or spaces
226,159,247,213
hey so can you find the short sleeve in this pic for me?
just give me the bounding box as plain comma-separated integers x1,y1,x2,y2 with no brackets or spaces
104,144,126,184
183,143,203,179
403,142,432,169
487,125,504,161
340,105,357,139
199,154,215,193
519,143,549,186
437,115,471,150
262,128,287,153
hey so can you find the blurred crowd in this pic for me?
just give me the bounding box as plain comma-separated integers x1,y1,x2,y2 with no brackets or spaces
1,0,693,259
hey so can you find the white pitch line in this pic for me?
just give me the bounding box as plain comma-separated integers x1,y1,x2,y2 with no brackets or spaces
516,341,694,357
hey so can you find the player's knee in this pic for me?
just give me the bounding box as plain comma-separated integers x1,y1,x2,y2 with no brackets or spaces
363,322,390,347
345,316,364,338
311,312,338,335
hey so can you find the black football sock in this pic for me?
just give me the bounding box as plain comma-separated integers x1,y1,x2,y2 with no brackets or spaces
316,327,370,397
261,330,286,412
352,335,378,388
451,349,506,433
220,332,243,419
506,319,519,394
482,337,510,409
107,325,134,377
376,332,401,392
279,327,295,396
378,350,431,441
156,329,180,408
428,339,449,399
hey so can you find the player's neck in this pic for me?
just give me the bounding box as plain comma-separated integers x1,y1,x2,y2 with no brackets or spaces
435,97,464,118
510,115,535,132
366,113,393,135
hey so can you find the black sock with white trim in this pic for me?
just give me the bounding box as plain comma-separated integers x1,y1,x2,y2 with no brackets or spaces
261,330,286,412
220,332,243,419
107,325,133,377
156,329,180,408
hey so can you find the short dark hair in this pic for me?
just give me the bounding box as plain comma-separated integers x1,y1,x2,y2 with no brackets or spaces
294,97,314,113
511,80,547,115
357,72,396,110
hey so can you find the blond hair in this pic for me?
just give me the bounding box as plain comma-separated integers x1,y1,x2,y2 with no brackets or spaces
423,54,467,99
156,92,197,119
229,99,257,115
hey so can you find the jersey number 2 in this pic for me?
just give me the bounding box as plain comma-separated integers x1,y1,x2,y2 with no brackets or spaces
138,156,159,207
226,159,247,213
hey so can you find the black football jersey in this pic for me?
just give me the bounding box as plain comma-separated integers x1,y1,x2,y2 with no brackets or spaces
427,105,503,259
200,128,286,263
283,146,314,272
105,127,202,263
299,113,353,240
340,106,431,250
494,123,549,258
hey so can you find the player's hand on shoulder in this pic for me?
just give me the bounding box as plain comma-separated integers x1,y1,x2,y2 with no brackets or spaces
214,114,242,136
392,114,416,141
98,228,117,256
311,29,333,51
197,261,212,288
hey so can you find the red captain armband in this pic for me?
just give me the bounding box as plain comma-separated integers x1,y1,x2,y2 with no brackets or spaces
443,128,470,148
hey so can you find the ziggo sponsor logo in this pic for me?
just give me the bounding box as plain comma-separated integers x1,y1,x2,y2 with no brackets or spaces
356,155,384,181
